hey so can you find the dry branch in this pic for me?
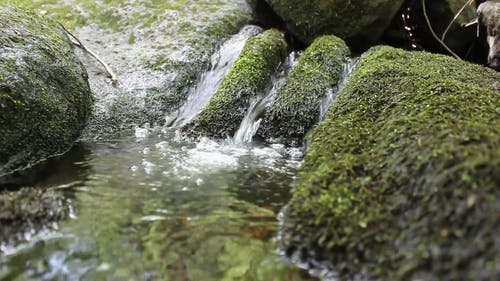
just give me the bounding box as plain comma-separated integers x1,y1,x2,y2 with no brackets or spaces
59,23,119,86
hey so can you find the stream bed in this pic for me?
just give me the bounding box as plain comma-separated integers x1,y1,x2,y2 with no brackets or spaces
0,128,321,281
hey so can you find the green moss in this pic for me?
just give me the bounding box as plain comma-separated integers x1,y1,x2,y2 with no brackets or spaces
282,46,500,280
257,35,350,145
0,6,93,176
185,29,288,138
4,0,254,138
265,0,404,46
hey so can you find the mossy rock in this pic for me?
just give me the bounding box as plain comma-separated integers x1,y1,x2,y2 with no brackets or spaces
264,0,404,48
5,0,253,138
0,6,93,178
281,46,500,280
185,29,288,138
257,35,350,146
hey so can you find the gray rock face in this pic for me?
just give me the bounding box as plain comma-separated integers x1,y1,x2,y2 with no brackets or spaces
0,6,93,178
264,0,404,47
478,1,500,70
14,0,253,138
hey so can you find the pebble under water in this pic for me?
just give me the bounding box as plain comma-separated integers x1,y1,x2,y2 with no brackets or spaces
0,127,323,281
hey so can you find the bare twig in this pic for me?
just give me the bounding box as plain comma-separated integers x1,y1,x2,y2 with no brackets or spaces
59,23,119,86
422,0,461,60
441,0,475,42
462,17,479,28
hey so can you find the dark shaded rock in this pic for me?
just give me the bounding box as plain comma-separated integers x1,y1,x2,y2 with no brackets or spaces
281,46,500,280
383,0,480,60
0,6,93,178
257,35,350,146
184,29,288,138
264,0,404,49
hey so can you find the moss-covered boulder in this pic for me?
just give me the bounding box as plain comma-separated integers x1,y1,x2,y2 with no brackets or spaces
0,6,93,178
185,29,288,138
257,35,350,145
281,46,500,280
6,0,254,138
264,0,404,48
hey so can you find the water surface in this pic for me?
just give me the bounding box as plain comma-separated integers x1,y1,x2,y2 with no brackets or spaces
1,128,320,281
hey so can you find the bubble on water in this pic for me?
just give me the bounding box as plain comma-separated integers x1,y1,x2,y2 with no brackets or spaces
155,141,169,150
140,215,166,222
134,123,151,139
96,263,111,272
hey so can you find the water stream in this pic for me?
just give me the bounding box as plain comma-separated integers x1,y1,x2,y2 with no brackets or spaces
318,59,357,122
0,128,320,281
233,53,299,144
166,26,263,127
0,22,351,281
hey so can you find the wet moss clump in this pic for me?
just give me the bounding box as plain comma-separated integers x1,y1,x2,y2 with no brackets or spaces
282,46,500,280
185,29,288,138
0,6,93,177
264,0,404,48
257,35,350,146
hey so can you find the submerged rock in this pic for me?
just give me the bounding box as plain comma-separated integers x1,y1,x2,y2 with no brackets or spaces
257,35,350,145
282,46,500,280
0,187,69,246
0,6,93,178
11,0,254,138
185,29,288,138
264,0,404,48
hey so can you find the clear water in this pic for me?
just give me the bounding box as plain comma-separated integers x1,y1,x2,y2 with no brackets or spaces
0,128,319,281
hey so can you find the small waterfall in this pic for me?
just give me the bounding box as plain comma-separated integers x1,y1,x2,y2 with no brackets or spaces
166,25,262,127
318,58,357,122
233,52,299,144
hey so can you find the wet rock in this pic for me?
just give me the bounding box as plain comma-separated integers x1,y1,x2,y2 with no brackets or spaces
281,46,500,280
257,35,350,146
185,29,288,138
0,187,69,246
11,0,254,138
263,0,404,49
0,6,93,178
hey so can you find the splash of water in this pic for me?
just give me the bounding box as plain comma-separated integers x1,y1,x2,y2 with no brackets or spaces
233,52,299,144
318,58,358,122
166,25,263,127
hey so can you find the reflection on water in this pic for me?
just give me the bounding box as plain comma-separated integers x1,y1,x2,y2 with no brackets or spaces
0,128,320,281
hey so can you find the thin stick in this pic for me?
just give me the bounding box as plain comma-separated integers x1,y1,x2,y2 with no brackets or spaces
441,0,475,42
422,0,461,60
59,23,119,86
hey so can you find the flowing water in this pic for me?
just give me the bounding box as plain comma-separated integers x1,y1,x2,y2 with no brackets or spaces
318,59,357,122
166,26,263,127
0,127,321,281
233,52,299,144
